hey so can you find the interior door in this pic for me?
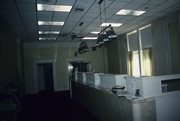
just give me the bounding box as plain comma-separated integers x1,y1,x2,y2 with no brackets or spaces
37,63,54,92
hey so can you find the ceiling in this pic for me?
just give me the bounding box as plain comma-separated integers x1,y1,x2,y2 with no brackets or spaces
0,0,179,43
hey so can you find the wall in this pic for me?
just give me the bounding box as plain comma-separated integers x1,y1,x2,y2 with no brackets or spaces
107,39,120,74
152,12,180,75
107,11,180,76
169,17,180,74
23,42,108,94
0,22,19,93
106,35,128,74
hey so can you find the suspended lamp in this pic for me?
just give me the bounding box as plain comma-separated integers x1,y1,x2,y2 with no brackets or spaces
106,26,117,39
95,0,117,47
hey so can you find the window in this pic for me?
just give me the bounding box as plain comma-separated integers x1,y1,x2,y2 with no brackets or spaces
127,24,153,76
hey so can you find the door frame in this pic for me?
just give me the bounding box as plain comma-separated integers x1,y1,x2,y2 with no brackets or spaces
33,59,57,93
65,58,88,98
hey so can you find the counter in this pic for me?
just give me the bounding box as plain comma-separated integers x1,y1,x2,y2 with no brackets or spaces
72,81,156,121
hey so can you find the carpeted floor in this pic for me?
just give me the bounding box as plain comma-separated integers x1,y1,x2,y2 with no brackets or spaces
16,91,100,121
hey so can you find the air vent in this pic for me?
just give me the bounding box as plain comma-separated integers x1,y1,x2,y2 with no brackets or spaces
74,7,85,12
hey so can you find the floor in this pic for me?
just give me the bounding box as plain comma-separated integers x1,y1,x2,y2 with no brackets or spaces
16,91,100,121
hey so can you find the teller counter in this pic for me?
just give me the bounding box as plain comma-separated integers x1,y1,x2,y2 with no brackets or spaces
71,81,156,121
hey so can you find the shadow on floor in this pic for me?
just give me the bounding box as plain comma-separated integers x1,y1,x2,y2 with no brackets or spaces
16,91,100,121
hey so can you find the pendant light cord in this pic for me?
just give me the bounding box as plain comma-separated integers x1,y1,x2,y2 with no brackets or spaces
99,3,102,31
104,0,107,24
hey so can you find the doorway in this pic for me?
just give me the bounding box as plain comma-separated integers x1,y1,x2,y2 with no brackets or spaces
66,58,91,98
37,63,54,93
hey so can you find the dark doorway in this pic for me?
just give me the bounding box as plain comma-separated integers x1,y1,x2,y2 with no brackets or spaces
37,63,54,93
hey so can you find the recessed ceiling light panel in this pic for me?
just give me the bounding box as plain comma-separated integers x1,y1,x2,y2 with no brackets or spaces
38,21,64,25
37,4,72,12
132,11,146,16
39,37,56,40
116,9,132,15
82,37,97,40
39,31,59,34
116,9,146,16
100,23,123,27
91,32,100,34
39,37,47,40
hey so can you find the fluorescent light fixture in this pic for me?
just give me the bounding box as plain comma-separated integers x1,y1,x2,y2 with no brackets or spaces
82,37,97,40
39,37,56,40
38,21,64,25
100,23,122,27
91,31,100,34
39,37,47,40
39,31,59,34
116,9,131,15
116,9,146,16
132,11,146,16
37,4,72,12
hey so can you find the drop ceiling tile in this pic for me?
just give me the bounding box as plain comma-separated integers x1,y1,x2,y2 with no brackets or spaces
37,11,53,21
7,20,22,26
56,0,76,5
50,26,62,31
133,0,149,3
38,34,48,38
152,12,167,18
162,6,179,13
75,0,96,7
124,2,144,10
161,0,180,7
39,34,58,38
146,0,167,5
0,2,16,10
119,16,136,23
53,12,69,21
0,0,13,2
15,0,35,4
108,15,124,22
137,4,157,11
17,3,36,10
150,6,168,12
66,14,83,21
141,10,157,17
115,0,132,2
112,1,129,8
37,0,56,5
38,25,51,31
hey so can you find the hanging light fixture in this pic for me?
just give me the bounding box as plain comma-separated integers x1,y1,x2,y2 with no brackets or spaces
96,33,103,46
76,22,89,54
96,0,117,47
102,33,109,42
106,25,117,39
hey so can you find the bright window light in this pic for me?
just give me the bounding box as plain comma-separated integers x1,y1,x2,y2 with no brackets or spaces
38,21,64,25
116,9,146,16
39,31,59,34
37,4,72,12
132,51,140,76
91,31,100,34
100,23,122,27
82,37,97,40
